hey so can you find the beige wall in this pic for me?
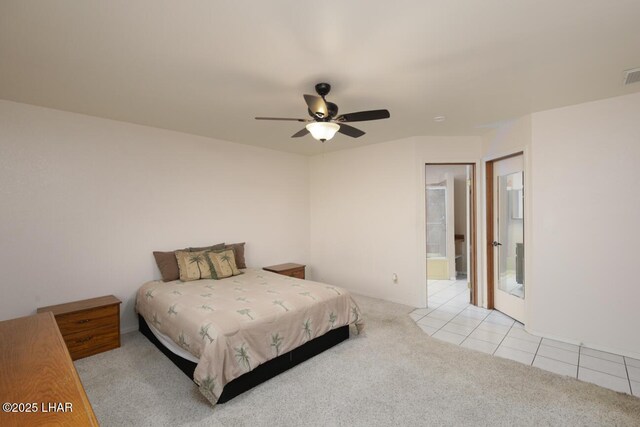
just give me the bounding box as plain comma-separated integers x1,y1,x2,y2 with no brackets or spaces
0,100,310,332
309,138,418,305
309,136,483,307
527,92,640,357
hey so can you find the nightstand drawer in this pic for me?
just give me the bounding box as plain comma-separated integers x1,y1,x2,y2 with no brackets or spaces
64,322,119,343
56,305,119,336
288,269,305,279
64,326,120,360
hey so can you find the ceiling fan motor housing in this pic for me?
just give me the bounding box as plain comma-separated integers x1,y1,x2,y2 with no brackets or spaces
315,82,331,97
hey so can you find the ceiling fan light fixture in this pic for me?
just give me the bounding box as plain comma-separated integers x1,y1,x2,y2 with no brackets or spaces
306,122,340,141
256,83,389,142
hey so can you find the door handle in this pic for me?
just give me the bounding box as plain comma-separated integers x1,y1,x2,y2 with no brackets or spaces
492,241,502,247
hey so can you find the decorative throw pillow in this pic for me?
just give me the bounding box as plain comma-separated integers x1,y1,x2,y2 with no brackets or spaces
153,251,182,282
206,249,242,279
225,242,246,269
153,243,224,282
175,250,214,281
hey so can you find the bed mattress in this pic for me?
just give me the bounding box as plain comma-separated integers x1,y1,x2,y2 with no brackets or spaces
146,319,199,363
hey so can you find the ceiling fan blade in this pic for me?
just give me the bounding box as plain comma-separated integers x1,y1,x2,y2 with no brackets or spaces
303,94,329,118
336,109,390,122
291,128,309,138
255,117,309,122
338,124,365,138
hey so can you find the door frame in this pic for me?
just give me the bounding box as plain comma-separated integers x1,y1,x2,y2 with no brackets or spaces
485,152,523,310
425,163,478,306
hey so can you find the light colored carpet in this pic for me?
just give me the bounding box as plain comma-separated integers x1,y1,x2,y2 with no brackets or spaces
75,295,640,426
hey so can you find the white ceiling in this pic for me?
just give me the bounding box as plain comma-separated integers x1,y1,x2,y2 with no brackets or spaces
1,1,640,155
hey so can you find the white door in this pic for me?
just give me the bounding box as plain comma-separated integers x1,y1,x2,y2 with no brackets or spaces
493,155,525,322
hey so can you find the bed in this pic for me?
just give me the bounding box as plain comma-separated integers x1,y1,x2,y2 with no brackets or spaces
135,268,364,405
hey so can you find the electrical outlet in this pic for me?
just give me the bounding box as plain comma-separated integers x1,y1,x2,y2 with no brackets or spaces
392,273,398,283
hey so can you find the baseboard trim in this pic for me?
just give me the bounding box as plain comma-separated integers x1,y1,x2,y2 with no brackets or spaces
526,328,640,361
121,325,139,335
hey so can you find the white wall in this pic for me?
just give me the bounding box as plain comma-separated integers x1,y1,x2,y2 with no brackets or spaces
309,138,418,305
483,116,532,160
528,92,640,357
309,136,483,307
0,100,310,333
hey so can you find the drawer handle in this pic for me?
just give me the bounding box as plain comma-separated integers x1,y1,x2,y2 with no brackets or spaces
78,319,90,324
75,336,93,344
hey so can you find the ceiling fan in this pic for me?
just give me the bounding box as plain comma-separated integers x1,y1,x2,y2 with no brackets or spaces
255,83,390,142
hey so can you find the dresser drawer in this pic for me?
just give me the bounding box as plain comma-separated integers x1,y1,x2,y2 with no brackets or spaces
56,305,119,336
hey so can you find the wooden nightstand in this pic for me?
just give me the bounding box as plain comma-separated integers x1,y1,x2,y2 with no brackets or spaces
264,263,306,279
37,295,121,360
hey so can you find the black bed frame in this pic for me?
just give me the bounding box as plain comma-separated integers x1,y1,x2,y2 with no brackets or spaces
138,314,349,403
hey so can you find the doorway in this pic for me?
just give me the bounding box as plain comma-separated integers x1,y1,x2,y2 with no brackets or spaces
425,164,477,306
486,153,525,322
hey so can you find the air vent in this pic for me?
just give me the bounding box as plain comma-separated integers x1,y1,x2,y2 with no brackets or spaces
623,68,640,85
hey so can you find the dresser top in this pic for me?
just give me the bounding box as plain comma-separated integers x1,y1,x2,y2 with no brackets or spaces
0,312,98,426
37,295,121,316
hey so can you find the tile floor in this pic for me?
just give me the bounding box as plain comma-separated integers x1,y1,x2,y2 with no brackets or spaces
412,279,640,397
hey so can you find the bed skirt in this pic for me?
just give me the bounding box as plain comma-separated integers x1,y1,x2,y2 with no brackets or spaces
138,314,349,403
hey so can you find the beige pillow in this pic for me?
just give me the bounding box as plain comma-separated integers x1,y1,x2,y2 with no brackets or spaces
206,249,241,279
175,250,214,281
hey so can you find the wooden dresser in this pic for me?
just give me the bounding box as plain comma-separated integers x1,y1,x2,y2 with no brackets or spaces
0,312,98,426
37,295,121,360
263,263,306,279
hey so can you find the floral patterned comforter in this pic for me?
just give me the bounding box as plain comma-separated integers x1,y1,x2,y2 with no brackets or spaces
135,268,364,405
